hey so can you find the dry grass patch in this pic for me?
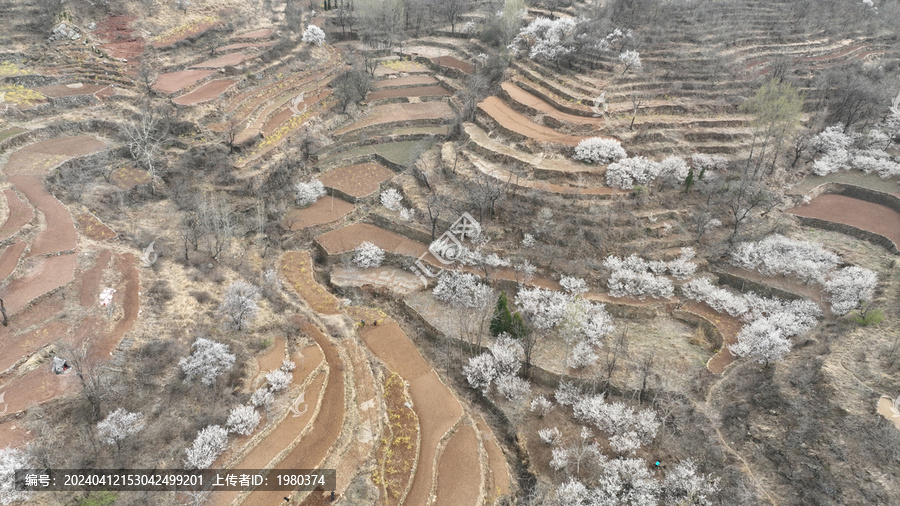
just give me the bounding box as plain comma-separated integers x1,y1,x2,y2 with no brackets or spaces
372,372,420,505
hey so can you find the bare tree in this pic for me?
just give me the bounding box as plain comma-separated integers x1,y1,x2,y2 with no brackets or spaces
636,349,655,404
440,0,469,33
599,326,629,394
120,101,171,193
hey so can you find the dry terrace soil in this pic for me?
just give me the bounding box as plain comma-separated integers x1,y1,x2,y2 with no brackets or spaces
430,56,474,74
151,69,215,94
788,193,900,249
317,162,395,199
477,96,587,146
172,79,239,105
374,76,440,89
282,197,354,230
0,190,34,240
501,81,602,126
191,52,255,69
335,102,455,136
367,85,452,102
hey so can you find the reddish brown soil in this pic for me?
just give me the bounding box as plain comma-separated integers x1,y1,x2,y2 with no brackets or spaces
405,372,464,506
77,250,111,307
683,301,742,375
315,223,432,260
478,96,586,146
88,253,139,361
0,190,33,241
788,193,900,249
191,52,254,69
335,102,455,135
502,82,601,126
0,241,26,282
5,136,107,177
0,321,68,374
476,419,511,498
173,79,238,105
0,297,64,333
233,29,274,40
318,163,395,199
10,176,77,257
431,56,474,74
242,323,345,506
354,316,464,506
0,420,33,449
434,424,482,506
75,213,116,241
151,70,215,94
0,254,76,316
110,166,150,189
280,251,342,315
0,362,78,415
375,75,439,89
94,15,144,74
319,163,394,198
367,85,452,101
216,42,276,53
34,83,115,99
282,197,354,230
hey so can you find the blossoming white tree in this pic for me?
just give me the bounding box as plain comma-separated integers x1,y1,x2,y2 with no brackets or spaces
266,369,293,392
226,405,261,435
301,24,326,46
606,156,661,189
729,234,840,284
573,137,627,164
0,447,29,505
618,49,642,73
179,338,236,386
184,425,229,469
97,408,145,449
353,241,385,268
824,266,878,315
380,188,403,211
295,179,326,206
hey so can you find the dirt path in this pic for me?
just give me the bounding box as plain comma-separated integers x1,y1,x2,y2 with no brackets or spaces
151,70,214,94
318,162,394,199
241,323,345,506
0,190,33,240
173,79,238,105
684,301,742,375
282,197,354,230
501,82,602,126
478,96,586,146
434,423,482,506
0,242,26,282
10,176,77,257
788,193,900,250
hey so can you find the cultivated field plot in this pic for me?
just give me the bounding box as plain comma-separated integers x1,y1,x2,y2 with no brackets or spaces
173,79,239,105
430,55,474,74
317,162,395,199
191,52,255,69
335,102,455,136
789,193,900,249
478,96,586,146
367,85,452,102
374,75,440,89
280,250,342,314
315,222,435,262
151,69,215,94
282,197,355,230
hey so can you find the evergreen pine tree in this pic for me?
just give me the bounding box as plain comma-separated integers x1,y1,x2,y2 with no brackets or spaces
490,292,513,336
